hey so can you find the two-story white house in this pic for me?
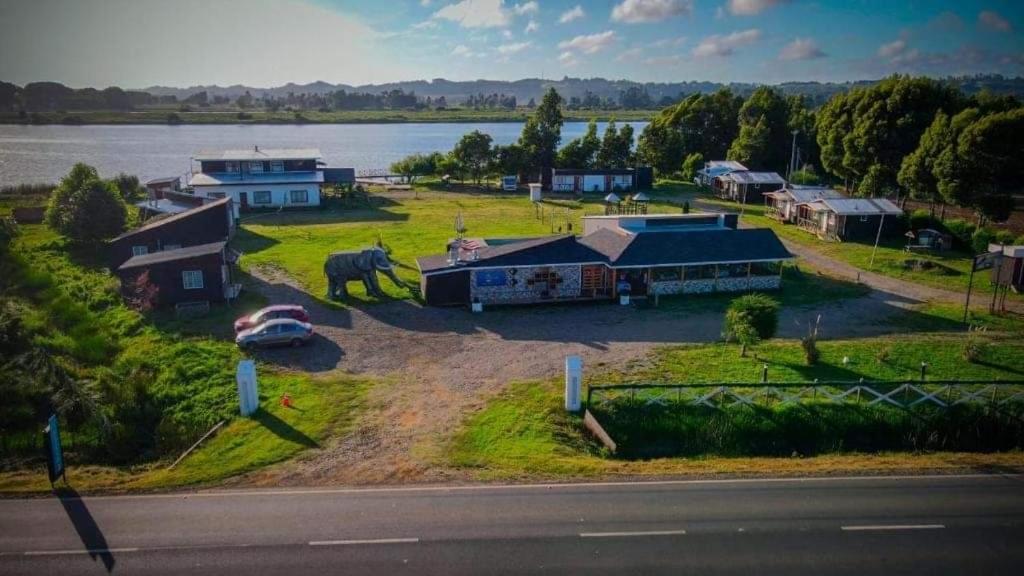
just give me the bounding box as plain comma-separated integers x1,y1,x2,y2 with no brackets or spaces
188,147,324,219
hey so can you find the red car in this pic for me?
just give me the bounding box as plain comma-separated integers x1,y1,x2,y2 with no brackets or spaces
234,305,310,333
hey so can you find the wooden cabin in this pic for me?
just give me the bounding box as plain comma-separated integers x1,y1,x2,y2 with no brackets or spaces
794,198,904,242
109,197,234,270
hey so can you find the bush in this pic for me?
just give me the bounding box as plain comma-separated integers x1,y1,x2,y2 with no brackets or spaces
726,294,779,340
971,227,996,254
801,316,821,366
993,229,1016,245
45,163,127,243
909,208,932,231
943,218,975,245
681,152,703,181
1016,234,1024,246
682,200,690,214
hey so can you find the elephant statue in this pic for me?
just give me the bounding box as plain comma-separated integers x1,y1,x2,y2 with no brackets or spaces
324,247,406,300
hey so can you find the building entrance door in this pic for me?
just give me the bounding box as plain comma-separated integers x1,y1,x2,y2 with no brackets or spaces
239,192,249,211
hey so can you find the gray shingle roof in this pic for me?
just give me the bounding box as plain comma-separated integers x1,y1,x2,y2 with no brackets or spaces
112,197,230,241
193,148,322,161
117,241,226,270
418,235,607,274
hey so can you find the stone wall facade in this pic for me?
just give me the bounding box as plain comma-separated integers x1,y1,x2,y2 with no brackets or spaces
470,265,582,304
650,274,782,295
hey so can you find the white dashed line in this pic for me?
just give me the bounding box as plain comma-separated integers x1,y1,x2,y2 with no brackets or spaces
580,530,687,538
841,524,945,531
309,538,420,546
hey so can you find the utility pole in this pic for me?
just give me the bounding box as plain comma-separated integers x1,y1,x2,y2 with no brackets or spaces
788,130,799,181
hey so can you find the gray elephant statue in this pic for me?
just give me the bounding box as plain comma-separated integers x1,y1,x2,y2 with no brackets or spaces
324,247,406,300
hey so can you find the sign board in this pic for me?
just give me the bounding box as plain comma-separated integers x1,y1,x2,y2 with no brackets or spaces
502,175,517,191
475,269,508,287
565,355,582,412
43,414,65,484
236,360,259,417
973,251,1002,272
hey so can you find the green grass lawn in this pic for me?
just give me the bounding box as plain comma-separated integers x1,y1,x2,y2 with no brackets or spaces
0,219,375,494
706,197,1012,298
449,334,1024,478
235,188,700,303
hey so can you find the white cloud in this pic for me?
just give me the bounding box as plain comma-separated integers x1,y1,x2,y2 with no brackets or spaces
651,36,686,48
616,47,643,62
502,29,513,39
726,0,788,16
420,0,432,6
558,51,579,67
433,0,511,28
779,38,825,60
513,1,538,16
525,19,539,33
451,44,473,56
691,28,761,57
877,39,906,58
611,0,692,24
412,20,439,30
978,10,1012,32
497,41,531,54
559,5,585,23
558,30,617,54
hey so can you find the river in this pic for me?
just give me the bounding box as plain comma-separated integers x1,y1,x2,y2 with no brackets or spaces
0,122,648,184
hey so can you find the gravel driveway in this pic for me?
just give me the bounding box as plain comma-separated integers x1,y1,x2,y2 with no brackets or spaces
238,264,925,486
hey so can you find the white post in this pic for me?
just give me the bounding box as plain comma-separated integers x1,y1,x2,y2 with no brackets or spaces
236,360,259,416
869,213,885,269
565,355,582,412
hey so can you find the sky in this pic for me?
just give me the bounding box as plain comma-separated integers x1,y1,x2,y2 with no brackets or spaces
0,0,1021,88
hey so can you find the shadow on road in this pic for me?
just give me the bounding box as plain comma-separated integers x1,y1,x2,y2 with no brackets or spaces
54,486,115,573
254,408,319,449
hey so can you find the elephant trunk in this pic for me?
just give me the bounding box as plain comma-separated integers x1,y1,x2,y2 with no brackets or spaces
381,266,405,288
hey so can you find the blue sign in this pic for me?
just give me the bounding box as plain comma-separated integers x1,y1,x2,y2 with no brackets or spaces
44,414,65,484
476,269,509,287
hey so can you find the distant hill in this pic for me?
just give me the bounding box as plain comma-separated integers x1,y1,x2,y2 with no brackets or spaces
140,75,1024,107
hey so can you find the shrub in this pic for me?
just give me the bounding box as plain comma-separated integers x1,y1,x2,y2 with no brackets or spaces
908,209,932,231
943,218,975,246
682,200,690,214
723,309,760,357
166,113,182,124
726,294,779,340
45,163,127,243
971,227,996,254
801,316,821,366
681,152,703,181
993,229,1016,245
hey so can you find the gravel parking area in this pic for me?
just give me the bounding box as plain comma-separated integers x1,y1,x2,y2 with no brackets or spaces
238,264,923,486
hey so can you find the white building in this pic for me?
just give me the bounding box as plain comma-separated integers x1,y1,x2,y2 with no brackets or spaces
188,147,324,218
696,160,747,186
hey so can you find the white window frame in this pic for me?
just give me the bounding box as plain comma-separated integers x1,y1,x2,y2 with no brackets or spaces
131,245,148,257
225,161,239,173
289,189,308,204
182,270,204,290
249,161,264,173
252,190,272,204
270,160,285,173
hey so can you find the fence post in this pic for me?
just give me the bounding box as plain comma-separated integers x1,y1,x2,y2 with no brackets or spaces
761,364,768,383
920,362,928,382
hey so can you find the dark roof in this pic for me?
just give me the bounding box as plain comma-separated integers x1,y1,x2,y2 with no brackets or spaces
418,235,607,274
610,228,792,267
112,197,230,242
117,241,226,270
324,168,356,184
552,168,635,176
419,227,792,273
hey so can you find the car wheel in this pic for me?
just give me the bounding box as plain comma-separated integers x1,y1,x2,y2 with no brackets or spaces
290,338,304,348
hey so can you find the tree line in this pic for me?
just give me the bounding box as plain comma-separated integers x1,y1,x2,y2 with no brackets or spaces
390,88,638,185
635,74,1022,224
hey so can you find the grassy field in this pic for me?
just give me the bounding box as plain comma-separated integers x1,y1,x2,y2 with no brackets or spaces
704,197,1012,297
449,334,1024,478
0,107,657,125
0,217,374,493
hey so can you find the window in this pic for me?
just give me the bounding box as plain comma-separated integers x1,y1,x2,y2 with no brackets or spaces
249,161,264,173
684,264,717,280
271,160,284,173
652,266,682,282
163,244,182,251
207,192,226,199
182,270,204,290
751,261,782,276
225,161,239,173
717,263,750,278
289,189,308,204
131,245,148,257
252,191,272,204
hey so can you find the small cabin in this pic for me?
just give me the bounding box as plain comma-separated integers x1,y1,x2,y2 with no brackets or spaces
795,198,904,242
990,244,1024,292
115,241,239,307
715,171,786,204
764,186,846,223
109,197,234,270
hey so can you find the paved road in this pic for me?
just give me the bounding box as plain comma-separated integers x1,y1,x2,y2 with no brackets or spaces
2,474,1022,574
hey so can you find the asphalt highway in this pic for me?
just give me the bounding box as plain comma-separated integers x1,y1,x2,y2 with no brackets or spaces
1,474,1022,575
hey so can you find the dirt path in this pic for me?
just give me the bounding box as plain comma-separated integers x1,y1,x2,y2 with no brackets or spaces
237,264,926,487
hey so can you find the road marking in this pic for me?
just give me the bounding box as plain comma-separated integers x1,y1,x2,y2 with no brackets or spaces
13,473,1017,502
580,530,687,538
841,524,945,531
309,538,420,546
24,548,139,556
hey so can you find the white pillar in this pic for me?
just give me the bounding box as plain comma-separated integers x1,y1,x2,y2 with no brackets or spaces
236,360,259,416
565,355,582,412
